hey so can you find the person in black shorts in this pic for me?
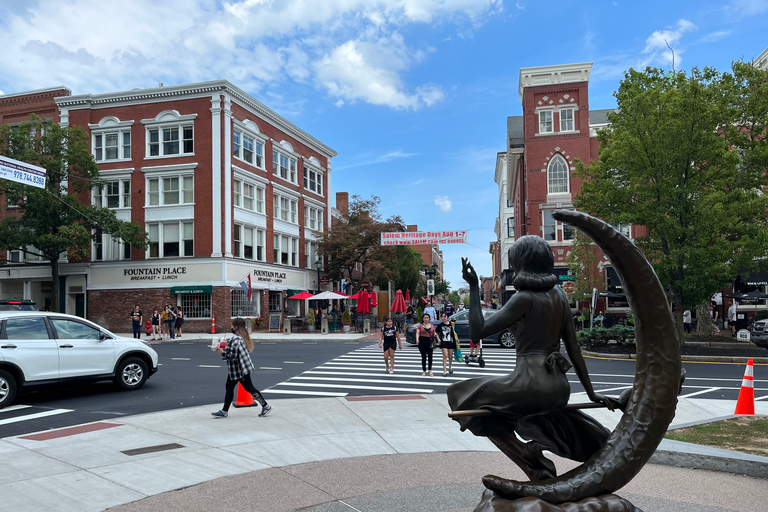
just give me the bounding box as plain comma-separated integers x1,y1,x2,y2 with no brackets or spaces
435,312,456,376
379,316,402,374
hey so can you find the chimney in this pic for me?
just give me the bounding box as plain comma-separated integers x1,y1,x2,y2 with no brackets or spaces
406,224,418,232
336,192,349,216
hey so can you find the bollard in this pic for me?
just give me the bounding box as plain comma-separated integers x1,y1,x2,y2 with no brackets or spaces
363,318,370,335
321,317,329,335
283,317,291,335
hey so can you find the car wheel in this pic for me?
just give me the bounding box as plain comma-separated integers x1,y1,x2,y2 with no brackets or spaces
498,331,516,349
0,370,17,409
114,357,149,390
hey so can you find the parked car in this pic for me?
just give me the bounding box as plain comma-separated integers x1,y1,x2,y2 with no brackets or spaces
0,300,38,311
750,319,768,349
405,309,516,349
0,311,159,408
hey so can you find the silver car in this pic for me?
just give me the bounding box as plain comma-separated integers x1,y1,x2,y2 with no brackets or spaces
405,309,516,348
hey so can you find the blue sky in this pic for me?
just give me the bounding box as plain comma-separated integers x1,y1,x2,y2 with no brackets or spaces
1,0,767,290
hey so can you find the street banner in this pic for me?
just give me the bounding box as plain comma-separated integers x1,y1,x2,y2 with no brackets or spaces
0,155,47,189
381,230,467,246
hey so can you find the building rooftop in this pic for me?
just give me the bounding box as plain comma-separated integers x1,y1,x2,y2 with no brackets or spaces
507,115,524,148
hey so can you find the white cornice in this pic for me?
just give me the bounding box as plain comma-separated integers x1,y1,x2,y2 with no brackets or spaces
0,86,71,99
55,80,337,159
519,62,593,105
271,181,301,199
755,47,768,70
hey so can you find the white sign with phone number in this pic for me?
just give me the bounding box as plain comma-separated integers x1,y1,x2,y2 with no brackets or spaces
0,155,47,189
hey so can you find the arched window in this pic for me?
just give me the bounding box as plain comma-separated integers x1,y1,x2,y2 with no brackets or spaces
547,155,569,194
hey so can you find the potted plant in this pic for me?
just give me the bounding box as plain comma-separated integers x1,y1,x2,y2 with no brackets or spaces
341,311,351,332
251,316,262,331
306,309,316,333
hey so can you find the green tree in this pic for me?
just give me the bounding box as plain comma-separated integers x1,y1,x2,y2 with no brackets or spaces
0,116,148,312
373,245,422,298
448,290,460,304
565,231,604,312
317,195,403,294
574,64,768,338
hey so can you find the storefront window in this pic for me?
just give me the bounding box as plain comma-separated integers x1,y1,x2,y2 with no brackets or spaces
179,293,211,319
230,289,258,318
268,291,282,311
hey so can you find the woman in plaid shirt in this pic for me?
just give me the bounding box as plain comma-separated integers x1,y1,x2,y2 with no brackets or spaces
212,317,272,418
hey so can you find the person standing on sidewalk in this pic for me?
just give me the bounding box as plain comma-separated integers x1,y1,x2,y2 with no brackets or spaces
212,317,272,418
435,312,455,377
728,301,737,336
379,316,402,374
164,305,176,339
175,307,184,338
683,309,691,334
150,308,161,340
130,305,143,339
404,301,414,331
415,313,436,376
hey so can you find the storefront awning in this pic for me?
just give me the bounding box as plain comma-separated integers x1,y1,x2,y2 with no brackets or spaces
171,285,213,295
743,271,768,287
287,289,306,296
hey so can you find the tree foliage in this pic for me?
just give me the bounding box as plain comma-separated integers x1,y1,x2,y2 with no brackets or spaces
564,231,604,308
316,195,405,294
0,116,148,311
372,245,423,298
574,63,768,330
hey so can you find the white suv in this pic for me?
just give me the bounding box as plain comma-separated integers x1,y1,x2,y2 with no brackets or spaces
0,312,159,408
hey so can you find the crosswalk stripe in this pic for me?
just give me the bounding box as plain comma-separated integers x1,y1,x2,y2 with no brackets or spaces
264,389,348,397
679,387,722,399
0,404,32,413
0,409,72,426
290,376,457,386
276,382,434,393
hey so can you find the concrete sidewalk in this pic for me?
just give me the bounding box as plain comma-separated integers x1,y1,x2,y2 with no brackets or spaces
2,394,767,512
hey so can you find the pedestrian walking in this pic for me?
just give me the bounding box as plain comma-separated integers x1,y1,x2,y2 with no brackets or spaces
435,312,455,376
728,302,737,336
150,308,161,340
415,313,436,376
175,307,184,338
211,317,272,418
379,316,402,374
424,301,436,322
404,301,414,330
130,305,143,339
683,310,691,334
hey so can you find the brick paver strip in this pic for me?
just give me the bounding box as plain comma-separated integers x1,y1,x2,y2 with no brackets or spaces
20,422,122,441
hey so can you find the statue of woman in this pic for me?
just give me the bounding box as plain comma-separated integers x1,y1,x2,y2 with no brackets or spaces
449,235,619,481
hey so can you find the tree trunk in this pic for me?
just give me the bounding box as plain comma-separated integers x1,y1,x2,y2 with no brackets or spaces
695,301,711,336
673,292,685,345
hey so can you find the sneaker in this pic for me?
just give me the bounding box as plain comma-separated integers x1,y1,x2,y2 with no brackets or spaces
389,369,394,374
259,404,273,417
211,410,228,418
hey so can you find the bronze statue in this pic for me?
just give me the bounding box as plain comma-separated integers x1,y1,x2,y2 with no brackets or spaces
449,210,681,512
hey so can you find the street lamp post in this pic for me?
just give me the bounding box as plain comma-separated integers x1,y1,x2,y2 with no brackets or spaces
315,259,322,293
423,262,439,301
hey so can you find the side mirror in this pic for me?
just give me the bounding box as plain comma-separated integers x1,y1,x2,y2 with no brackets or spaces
99,331,109,340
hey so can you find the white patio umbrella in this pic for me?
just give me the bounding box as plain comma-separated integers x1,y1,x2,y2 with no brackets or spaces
310,291,349,300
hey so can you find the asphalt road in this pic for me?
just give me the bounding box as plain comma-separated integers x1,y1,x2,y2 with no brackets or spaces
0,341,761,438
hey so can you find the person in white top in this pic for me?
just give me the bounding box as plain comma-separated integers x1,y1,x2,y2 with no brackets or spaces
682,310,691,334
728,302,737,336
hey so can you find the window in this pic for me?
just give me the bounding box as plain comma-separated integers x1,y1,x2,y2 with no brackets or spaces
272,149,297,183
231,289,259,318
305,241,318,269
560,108,574,132
147,221,194,258
92,230,131,261
233,179,264,213
147,175,193,206
233,130,264,168
179,293,211,319
539,111,553,134
234,224,265,261
94,131,131,161
304,205,324,231
303,167,323,196
612,223,631,238
51,318,100,339
273,194,298,224
507,217,514,238
273,233,299,267
6,247,44,263
543,210,574,242
4,317,49,339
547,156,569,194
94,180,131,209
147,125,194,157
269,291,282,311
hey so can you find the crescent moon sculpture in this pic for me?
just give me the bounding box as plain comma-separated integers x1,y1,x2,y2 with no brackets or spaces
482,210,682,503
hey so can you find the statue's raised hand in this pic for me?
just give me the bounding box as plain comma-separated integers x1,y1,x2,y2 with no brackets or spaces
462,257,478,284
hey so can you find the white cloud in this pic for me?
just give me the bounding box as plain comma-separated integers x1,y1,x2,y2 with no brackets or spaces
435,195,453,212
0,0,500,110
335,149,418,170
729,0,768,16
640,19,697,68
699,30,732,43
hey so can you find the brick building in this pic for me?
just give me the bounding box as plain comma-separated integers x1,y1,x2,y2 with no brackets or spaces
0,81,336,332
503,62,636,313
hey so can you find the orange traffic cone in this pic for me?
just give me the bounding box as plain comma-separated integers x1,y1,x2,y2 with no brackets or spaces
232,383,257,408
211,310,216,334
734,358,755,415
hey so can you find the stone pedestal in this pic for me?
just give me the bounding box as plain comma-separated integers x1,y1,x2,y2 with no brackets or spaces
321,318,329,335
283,318,291,334
363,319,370,335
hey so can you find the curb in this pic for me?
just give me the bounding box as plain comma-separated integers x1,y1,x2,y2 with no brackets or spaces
582,350,768,364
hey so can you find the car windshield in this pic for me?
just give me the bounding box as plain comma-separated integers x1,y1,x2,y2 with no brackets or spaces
0,303,38,311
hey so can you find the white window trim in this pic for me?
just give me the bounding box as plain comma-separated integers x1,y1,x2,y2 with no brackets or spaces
233,223,266,262
89,117,134,163
142,164,197,208
272,231,300,267
304,204,324,232
93,176,132,210
542,209,575,244
303,163,325,197
232,119,267,170
547,155,570,195
538,109,554,135
233,178,265,214
141,110,197,159
146,220,194,259
273,193,298,225
558,107,576,133
271,141,299,185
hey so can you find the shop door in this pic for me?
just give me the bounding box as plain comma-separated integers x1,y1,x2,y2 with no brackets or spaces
74,294,85,318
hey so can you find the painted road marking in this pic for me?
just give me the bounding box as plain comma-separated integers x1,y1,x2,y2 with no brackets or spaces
0,409,72,426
